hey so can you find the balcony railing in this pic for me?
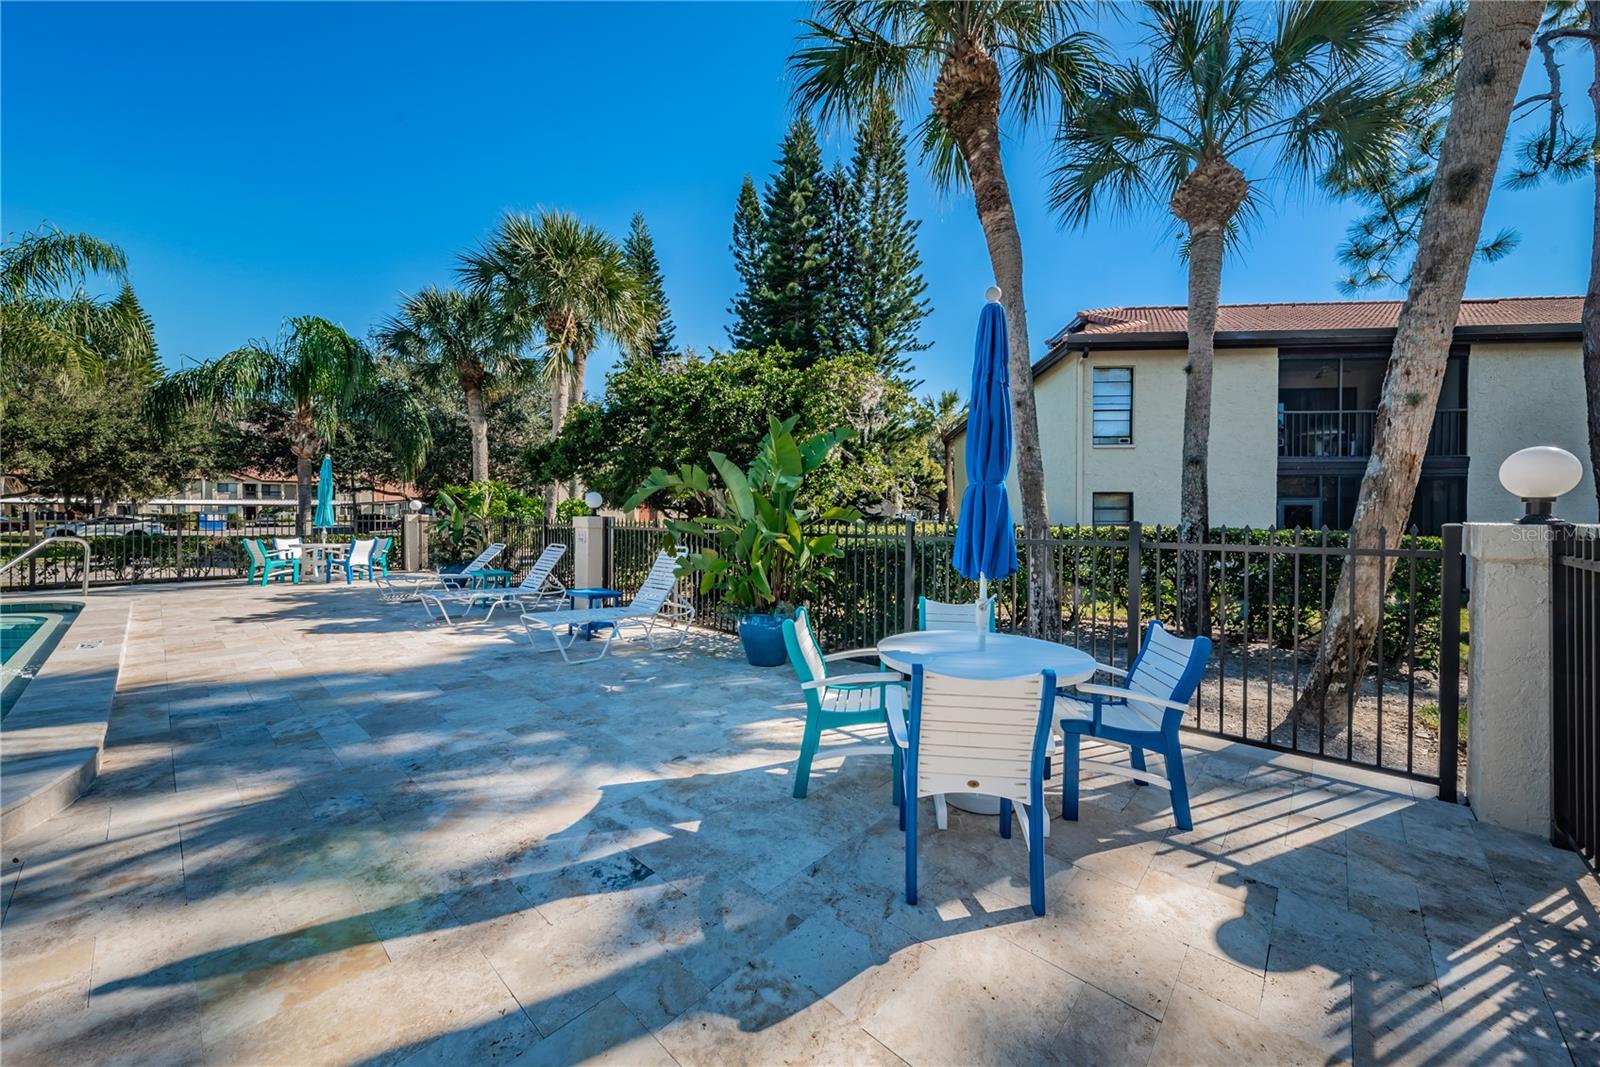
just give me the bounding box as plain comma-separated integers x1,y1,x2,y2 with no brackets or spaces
1279,408,1466,458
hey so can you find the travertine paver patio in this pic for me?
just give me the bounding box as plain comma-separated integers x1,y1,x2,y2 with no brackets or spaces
2,580,1595,1066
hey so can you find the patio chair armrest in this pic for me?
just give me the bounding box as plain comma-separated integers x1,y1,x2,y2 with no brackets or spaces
1092,662,1128,678
1072,682,1191,714
885,687,909,749
823,647,881,663
800,671,906,691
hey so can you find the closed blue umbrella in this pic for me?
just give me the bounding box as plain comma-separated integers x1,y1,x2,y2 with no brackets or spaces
312,455,336,530
952,290,1018,648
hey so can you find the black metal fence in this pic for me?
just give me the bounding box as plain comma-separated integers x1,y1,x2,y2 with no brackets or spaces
601,517,1464,793
0,511,404,590
1553,526,1600,875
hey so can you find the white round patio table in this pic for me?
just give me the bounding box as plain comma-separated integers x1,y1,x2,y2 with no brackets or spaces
875,630,1097,816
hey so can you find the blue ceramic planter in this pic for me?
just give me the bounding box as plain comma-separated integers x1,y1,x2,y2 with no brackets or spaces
737,613,788,667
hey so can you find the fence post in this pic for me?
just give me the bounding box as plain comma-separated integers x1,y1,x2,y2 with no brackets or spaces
27,511,37,590
903,517,916,632
1437,523,1462,802
1126,521,1143,664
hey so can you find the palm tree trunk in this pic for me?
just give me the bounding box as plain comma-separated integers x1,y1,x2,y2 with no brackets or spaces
294,451,313,539
942,439,955,521
935,42,1059,635
1178,224,1224,636
1293,0,1543,728
462,376,490,482
1586,0,1600,515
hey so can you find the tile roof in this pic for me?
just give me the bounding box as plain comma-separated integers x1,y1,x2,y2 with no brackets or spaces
1057,295,1581,341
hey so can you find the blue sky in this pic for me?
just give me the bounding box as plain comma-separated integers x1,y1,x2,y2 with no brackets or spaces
2,2,1589,400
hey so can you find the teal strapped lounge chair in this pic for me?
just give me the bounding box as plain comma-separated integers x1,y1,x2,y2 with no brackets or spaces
243,538,300,586
782,607,906,800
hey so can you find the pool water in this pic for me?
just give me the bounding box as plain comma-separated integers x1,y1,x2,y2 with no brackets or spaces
1,602,80,718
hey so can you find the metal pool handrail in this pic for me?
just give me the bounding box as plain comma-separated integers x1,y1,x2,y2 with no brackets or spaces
0,537,92,595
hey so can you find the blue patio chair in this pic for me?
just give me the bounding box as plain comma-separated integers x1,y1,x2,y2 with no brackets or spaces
1057,621,1212,831
327,538,381,583
916,595,997,632
782,606,906,801
243,538,299,586
888,665,1056,916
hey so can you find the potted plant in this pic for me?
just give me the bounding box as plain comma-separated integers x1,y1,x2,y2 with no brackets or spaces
626,417,859,666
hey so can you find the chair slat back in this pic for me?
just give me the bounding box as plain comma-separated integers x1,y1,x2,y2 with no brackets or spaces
518,543,567,590
348,539,375,566
628,549,685,615
244,539,266,566
911,668,1054,802
273,537,302,554
918,597,996,632
783,607,828,690
1125,622,1211,730
465,543,505,570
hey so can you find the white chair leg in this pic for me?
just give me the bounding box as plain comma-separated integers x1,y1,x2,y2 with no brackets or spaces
933,794,949,831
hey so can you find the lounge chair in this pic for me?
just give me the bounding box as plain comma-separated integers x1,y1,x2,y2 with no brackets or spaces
418,543,568,624
889,666,1056,916
243,538,300,586
520,548,693,663
373,542,504,603
1057,621,1212,831
783,606,905,800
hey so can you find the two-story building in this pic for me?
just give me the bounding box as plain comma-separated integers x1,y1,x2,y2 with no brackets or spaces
948,296,1595,533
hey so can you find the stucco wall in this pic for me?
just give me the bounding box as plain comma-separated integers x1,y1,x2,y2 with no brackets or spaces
952,347,1278,527
1467,341,1597,524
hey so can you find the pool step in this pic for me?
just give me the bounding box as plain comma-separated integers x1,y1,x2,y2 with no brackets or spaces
0,598,130,844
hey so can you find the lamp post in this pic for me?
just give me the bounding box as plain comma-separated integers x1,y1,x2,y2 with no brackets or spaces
1498,446,1583,525
584,490,603,512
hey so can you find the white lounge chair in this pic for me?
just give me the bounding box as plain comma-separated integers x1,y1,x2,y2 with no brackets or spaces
418,543,568,624
520,548,694,663
374,542,506,604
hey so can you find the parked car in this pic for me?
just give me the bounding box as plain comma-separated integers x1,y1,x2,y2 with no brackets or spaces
45,515,168,538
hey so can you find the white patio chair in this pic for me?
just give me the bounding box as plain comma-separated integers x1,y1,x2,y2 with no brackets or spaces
271,536,304,559
916,595,997,632
888,665,1057,917
374,542,506,604
520,548,693,664
417,543,568,624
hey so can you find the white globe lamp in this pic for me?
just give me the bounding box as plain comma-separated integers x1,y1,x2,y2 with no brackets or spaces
1498,446,1583,524
583,490,603,511
408,499,423,513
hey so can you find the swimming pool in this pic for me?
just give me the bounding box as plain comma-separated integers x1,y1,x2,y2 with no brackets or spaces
1,602,81,718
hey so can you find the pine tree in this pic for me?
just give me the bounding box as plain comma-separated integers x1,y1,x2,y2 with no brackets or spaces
850,94,929,377
623,212,675,363
727,176,766,350
820,161,862,359
758,116,833,360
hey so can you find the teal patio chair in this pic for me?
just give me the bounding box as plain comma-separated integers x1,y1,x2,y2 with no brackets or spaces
243,538,300,586
782,607,906,800
1057,621,1212,831
888,665,1056,916
916,595,997,632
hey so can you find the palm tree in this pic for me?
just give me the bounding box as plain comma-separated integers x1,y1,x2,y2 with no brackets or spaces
149,316,430,537
377,286,528,482
1295,0,1544,725
921,389,967,519
461,210,652,508
792,0,1101,635
1050,0,1408,633
1,227,154,385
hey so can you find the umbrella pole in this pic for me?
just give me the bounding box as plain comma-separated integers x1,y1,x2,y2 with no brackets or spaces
977,574,988,651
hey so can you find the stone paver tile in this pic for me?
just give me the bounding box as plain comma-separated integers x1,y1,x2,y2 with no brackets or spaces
1151,984,1337,1067
507,995,671,1067
1176,945,1265,1016
1057,981,1161,1067
1430,933,1572,1060
759,898,926,1023
654,958,902,1067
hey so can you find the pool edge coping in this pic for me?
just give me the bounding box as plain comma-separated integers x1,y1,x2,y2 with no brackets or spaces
0,594,131,843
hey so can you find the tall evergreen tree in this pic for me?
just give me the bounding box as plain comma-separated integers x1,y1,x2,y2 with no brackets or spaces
623,212,675,363
727,176,766,350
820,161,861,358
758,116,834,360
850,95,930,377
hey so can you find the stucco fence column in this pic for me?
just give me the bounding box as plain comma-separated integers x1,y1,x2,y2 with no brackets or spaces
1463,522,1558,836
571,515,607,590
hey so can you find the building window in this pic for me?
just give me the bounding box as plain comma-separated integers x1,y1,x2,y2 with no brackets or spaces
261,485,284,500
1091,492,1133,525
1091,367,1133,445
215,481,237,495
